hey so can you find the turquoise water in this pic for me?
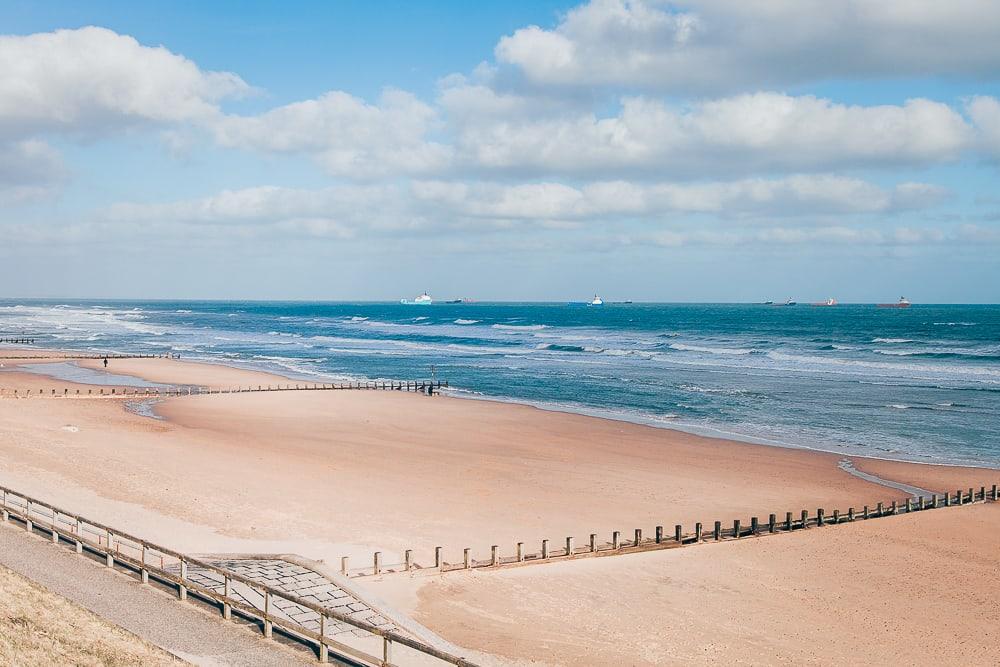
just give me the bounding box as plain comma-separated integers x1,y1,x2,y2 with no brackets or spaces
1,300,998,466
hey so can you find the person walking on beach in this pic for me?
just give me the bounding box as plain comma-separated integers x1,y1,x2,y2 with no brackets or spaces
103,356,108,369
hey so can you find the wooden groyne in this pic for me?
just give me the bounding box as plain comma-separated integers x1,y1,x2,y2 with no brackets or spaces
0,353,178,360
0,484,476,667
344,485,1000,578
0,337,35,344
0,380,447,398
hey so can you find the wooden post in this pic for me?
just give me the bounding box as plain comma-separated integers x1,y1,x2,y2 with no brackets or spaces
876,502,884,516
969,487,975,503
695,522,703,542
374,552,382,575
517,542,525,561
106,530,114,567
566,537,574,557
785,512,792,531
751,517,759,535
589,534,597,553
341,556,349,575
956,489,963,506
541,540,549,559
675,524,683,543
655,525,663,544
141,544,149,584
383,637,393,666
223,576,232,620
318,615,327,662
634,528,642,547
992,485,998,501
179,560,188,601
435,547,442,569
464,548,471,568
491,545,500,566
768,513,776,533
832,509,840,524
904,498,911,513
713,521,722,541
733,519,741,538
979,486,986,501
405,550,413,571
848,507,855,521
816,509,824,526
801,509,808,528
613,531,621,549
944,492,951,507
863,504,870,518
263,590,272,639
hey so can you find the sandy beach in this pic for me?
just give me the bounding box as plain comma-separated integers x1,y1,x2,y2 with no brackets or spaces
1,350,997,665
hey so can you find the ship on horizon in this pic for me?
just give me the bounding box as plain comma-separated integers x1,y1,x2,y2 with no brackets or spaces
811,298,838,307
401,292,433,305
877,296,911,308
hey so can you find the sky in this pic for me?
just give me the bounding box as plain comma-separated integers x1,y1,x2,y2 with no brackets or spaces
2,0,999,303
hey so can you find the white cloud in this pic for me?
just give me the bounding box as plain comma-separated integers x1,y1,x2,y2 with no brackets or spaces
968,96,1000,156
212,89,452,177
496,0,1000,92
0,27,250,139
447,91,972,176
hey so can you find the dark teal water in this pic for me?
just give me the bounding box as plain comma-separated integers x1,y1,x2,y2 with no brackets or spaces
2,300,998,466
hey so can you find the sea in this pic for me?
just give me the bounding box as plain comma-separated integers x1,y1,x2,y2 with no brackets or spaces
1,300,998,467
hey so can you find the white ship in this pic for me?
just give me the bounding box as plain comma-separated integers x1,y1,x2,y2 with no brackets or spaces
589,294,604,306
401,292,433,305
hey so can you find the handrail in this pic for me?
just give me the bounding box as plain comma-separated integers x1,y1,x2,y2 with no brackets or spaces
0,484,475,666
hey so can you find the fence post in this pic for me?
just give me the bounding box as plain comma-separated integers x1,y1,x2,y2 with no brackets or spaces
318,615,328,662
751,517,759,535
876,502,884,516
517,542,525,561
141,544,149,584
75,518,82,553
106,530,114,567
713,521,721,541
179,559,188,601
565,537,574,557
464,548,471,568
832,509,840,524
917,496,924,510
816,509,824,526
541,540,549,559
733,519,741,538
784,512,792,531
848,507,855,521
675,524,683,543
223,575,232,620
890,500,897,514
612,531,620,549
695,522,703,542
435,547,442,569
405,550,413,571
863,504,870,518
944,492,951,507
768,514,776,533
263,590,272,639
956,490,963,506
374,552,382,575
341,556,349,575
655,525,663,544
492,545,500,566
383,636,393,666
589,534,597,553
801,509,808,528
632,528,641,547
992,485,998,501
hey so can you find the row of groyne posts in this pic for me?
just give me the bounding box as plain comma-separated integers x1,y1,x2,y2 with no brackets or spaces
346,484,1000,578
0,337,35,344
0,484,476,667
0,380,448,397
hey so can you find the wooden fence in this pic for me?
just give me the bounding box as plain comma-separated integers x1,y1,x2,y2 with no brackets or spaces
0,380,447,398
0,485,475,667
344,484,1000,578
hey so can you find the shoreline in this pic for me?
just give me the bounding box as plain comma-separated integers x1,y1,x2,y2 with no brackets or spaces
5,343,999,471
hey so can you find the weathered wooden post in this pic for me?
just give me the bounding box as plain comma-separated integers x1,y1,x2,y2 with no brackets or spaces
589,534,597,553
832,509,840,524
464,548,471,568
318,616,327,662
801,509,809,528
969,487,975,503
655,525,663,544
768,513,776,533
816,509,824,526
565,537,574,557
713,521,722,541
733,519,741,538
373,552,382,575
141,544,149,584
223,575,232,620
979,486,986,501
405,550,413,571
517,542,525,561
263,590,272,639
341,556,349,575
944,492,951,507
179,559,188,601
785,511,793,531
876,502,884,516
491,545,499,566
695,522,703,542
956,489,963,506
848,507,855,521
106,530,114,567
541,540,549,559
613,531,621,549
435,547,442,569
634,529,642,546
992,485,998,501
675,524,683,543
750,517,759,535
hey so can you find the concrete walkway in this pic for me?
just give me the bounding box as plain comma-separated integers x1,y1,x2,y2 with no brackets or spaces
0,522,331,666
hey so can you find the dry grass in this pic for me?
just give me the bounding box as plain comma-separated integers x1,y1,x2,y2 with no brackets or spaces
0,564,182,666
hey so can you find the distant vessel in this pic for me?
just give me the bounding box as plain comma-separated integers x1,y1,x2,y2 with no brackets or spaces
401,292,433,305
811,298,838,307
878,297,911,309
772,298,796,306
445,298,476,304
589,295,604,306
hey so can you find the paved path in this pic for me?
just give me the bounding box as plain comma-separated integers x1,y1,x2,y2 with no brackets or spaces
0,522,330,666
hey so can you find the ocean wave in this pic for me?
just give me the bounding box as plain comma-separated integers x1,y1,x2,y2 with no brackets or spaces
668,343,756,355
175,309,193,313
454,319,479,325
492,324,548,331
766,351,1000,381
872,338,913,343
348,316,368,322
536,343,606,353
933,322,977,326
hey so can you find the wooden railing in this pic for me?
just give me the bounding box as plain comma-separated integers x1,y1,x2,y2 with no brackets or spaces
0,485,475,667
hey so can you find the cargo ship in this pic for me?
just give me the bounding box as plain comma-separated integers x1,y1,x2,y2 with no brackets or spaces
877,297,911,308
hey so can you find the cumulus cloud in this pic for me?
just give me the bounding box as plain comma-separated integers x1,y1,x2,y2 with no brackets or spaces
446,91,973,176
0,140,66,204
0,26,250,139
968,96,1000,156
212,89,451,177
496,0,1000,93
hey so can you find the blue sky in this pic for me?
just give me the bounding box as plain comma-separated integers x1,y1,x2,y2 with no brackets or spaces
2,1,999,302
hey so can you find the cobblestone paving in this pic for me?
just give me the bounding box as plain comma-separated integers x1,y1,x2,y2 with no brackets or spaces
169,559,397,639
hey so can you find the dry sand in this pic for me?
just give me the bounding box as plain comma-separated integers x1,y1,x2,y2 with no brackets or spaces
1,352,997,665
368,503,1000,666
